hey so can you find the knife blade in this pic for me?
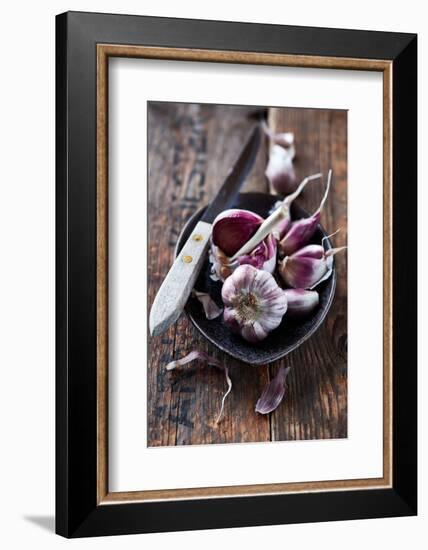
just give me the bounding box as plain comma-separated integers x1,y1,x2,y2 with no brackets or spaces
149,125,261,336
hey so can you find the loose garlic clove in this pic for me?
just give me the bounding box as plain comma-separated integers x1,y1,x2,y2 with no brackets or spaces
278,243,346,289
262,122,298,195
283,289,319,317
265,144,298,195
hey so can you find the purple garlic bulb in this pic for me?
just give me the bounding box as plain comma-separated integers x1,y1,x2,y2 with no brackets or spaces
222,264,288,343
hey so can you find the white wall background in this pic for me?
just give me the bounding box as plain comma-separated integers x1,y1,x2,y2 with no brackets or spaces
0,1,425,548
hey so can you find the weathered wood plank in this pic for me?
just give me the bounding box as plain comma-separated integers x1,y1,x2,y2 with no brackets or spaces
268,107,348,441
147,103,270,447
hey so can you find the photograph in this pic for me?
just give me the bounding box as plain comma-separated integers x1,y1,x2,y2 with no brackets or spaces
147,102,348,447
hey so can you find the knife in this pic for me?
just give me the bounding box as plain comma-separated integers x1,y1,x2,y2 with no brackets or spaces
149,126,261,336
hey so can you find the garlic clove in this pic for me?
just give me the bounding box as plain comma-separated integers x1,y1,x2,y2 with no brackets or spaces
262,121,295,150
211,209,263,257
223,303,270,344
278,243,346,289
222,307,242,334
210,209,277,282
265,144,298,195
221,264,255,304
209,243,239,282
292,243,325,259
279,169,333,256
283,288,319,316
242,320,270,343
270,200,292,240
279,216,321,257
279,254,326,289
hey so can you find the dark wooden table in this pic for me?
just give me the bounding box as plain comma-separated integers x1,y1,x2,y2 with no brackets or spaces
147,102,347,446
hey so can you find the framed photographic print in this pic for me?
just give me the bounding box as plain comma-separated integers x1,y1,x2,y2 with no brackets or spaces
56,11,417,537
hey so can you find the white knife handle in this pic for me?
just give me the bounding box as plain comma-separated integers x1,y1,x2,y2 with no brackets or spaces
149,220,212,336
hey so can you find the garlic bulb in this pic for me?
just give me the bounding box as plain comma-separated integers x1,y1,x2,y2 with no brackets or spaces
210,209,277,282
221,264,288,343
279,169,332,257
278,243,346,289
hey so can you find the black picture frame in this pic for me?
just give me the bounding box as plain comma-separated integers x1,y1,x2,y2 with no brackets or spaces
56,11,417,538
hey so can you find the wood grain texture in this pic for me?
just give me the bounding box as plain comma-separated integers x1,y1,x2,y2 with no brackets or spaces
149,220,212,336
268,107,348,442
147,102,347,446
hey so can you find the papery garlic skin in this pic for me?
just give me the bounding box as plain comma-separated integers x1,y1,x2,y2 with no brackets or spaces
165,350,231,424
284,289,319,317
262,122,297,195
209,243,239,282
222,265,287,343
279,244,345,289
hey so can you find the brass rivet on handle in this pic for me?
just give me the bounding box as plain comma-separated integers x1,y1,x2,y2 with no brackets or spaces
192,234,203,242
182,255,193,264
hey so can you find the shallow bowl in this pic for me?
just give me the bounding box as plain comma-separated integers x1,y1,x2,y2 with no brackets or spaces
175,192,336,365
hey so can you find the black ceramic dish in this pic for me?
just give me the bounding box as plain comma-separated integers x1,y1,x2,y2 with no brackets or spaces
176,192,336,365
